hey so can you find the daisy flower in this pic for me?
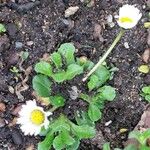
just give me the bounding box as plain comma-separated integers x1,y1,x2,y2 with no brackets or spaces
17,100,52,136
117,4,142,29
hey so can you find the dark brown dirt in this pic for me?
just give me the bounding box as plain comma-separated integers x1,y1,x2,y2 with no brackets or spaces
0,0,149,150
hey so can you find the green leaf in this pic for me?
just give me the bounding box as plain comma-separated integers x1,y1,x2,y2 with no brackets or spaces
50,116,70,132
140,145,150,150
21,51,29,61
88,104,102,122
103,142,111,150
129,129,150,145
88,75,99,91
142,86,150,95
79,93,91,103
53,131,75,150
50,95,65,107
66,64,83,80
66,138,80,150
124,145,137,150
98,86,116,101
35,61,52,77
71,124,96,139
84,60,94,70
51,52,62,68
0,23,6,33
52,71,66,83
38,132,54,150
39,126,50,136
58,43,75,65
94,66,110,87
32,75,51,97
53,134,65,150
62,131,75,146
145,95,150,102
75,111,94,126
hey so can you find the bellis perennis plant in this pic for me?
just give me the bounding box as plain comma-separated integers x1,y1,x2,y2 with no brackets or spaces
16,4,142,150
83,4,142,81
17,100,52,136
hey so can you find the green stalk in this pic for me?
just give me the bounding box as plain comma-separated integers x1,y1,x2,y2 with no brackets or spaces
82,29,125,82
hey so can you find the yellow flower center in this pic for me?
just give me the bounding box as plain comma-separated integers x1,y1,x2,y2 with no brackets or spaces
120,17,133,23
30,109,45,125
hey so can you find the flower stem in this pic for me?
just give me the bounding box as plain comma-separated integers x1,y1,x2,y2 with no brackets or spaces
82,29,125,82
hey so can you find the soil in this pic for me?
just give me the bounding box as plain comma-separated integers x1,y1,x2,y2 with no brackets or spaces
0,0,150,150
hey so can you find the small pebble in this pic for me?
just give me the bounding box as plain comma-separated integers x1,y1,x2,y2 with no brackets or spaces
15,42,23,49
12,105,22,116
105,120,112,126
124,42,129,49
107,14,115,28
107,14,113,23
65,6,79,18
0,118,5,127
8,86,15,94
0,102,6,112
26,41,34,46
142,48,150,63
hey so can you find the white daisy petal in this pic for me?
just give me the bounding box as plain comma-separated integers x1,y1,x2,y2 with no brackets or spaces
17,100,52,136
117,4,142,29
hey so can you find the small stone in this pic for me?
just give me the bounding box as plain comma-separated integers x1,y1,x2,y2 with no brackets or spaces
93,23,103,41
0,103,6,112
8,117,17,127
26,41,34,46
107,14,115,28
15,42,23,49
68,86,79,100
107,14,113,23
0,118,5,127
11,105,22,116
8,86,15,94
11,129,23,145
147,29,150,46
105,120,112,126
65,6,79,17
142,48,150,63
124,42,129,49
26,144,34,150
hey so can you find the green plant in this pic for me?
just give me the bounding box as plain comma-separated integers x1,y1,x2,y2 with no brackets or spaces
33,43,83,85
141,86,150,102
103,129,150,150
38,115,95,150
32,43,117,150
129,129,150,149
0,23,6,33
79,85,116,122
